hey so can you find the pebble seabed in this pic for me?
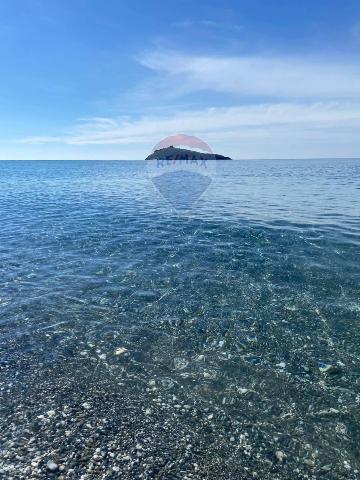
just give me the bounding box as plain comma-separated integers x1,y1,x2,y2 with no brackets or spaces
0,306,359,480
0,160,359,479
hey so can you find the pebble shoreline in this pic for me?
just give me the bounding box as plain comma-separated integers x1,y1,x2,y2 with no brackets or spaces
1,338,359,480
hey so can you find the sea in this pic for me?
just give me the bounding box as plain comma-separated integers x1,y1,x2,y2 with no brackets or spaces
0,159,359,479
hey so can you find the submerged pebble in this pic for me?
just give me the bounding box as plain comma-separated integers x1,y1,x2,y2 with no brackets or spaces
114,347,127,355
46,460,58,472
275,451,286,463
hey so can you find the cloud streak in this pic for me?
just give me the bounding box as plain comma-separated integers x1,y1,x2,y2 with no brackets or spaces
17,51,360,158
20,101,360,145
139,51,360,99
172,19,242,31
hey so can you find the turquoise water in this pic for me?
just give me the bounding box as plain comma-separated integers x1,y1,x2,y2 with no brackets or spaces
0,159,359,479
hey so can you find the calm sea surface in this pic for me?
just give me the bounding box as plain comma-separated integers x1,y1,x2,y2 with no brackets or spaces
0,159,359,479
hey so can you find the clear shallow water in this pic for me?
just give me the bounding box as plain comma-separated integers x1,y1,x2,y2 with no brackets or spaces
0,159,359,479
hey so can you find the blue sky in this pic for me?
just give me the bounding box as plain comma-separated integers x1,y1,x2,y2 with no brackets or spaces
1,0,360,159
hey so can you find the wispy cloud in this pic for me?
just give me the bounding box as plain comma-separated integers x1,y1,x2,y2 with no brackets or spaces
20,101,360,145
17,51,360,158
138,51,360,99
351,22,360,40
172,19,242,31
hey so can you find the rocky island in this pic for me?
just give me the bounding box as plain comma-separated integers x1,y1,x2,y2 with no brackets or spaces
145,146,232,160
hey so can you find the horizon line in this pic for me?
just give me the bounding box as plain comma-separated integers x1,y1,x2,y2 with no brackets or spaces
1,157,360,161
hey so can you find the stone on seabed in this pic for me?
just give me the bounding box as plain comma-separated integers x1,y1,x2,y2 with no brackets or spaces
47,460,58,471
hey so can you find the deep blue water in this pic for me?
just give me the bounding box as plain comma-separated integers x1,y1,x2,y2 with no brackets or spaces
0,159,359,479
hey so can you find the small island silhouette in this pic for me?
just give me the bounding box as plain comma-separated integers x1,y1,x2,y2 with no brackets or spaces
145,146,232,160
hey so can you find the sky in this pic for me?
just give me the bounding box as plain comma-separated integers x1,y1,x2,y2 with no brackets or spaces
1,0,360,159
